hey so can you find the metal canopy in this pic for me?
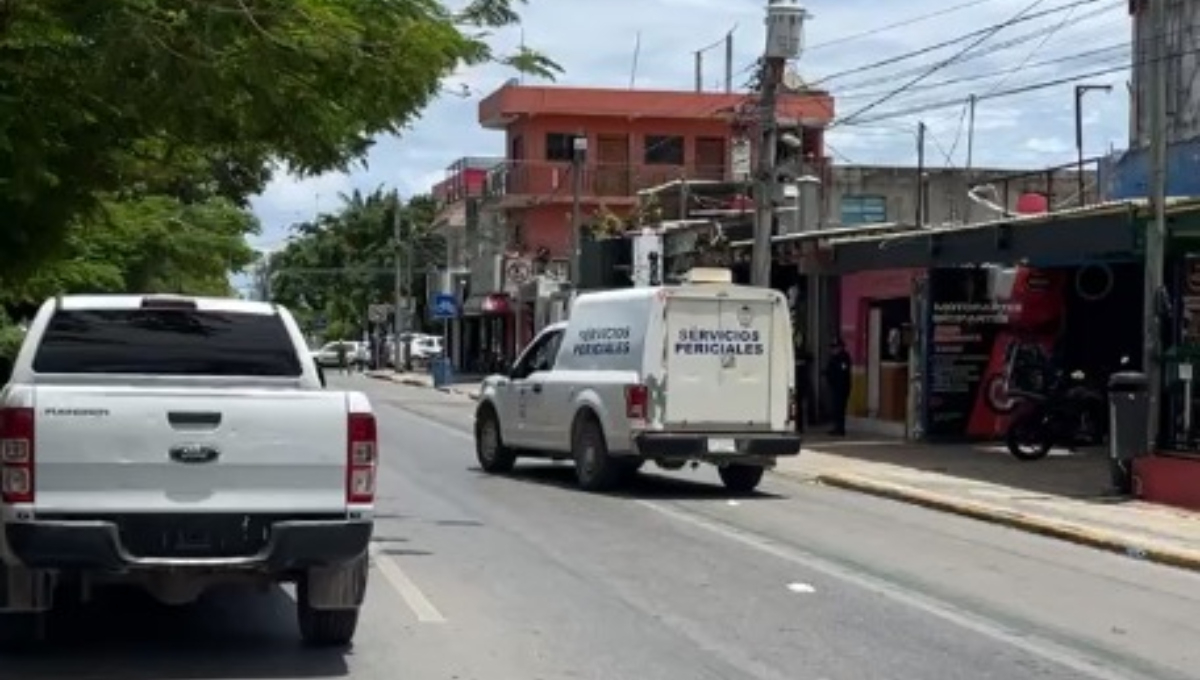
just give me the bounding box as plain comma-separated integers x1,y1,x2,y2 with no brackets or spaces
813,199,1199,274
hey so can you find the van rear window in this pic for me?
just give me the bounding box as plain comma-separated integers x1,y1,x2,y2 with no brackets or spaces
32,309,302,377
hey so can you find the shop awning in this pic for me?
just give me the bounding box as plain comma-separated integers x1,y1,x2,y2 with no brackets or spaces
462,293,511,316
811,199,1200,274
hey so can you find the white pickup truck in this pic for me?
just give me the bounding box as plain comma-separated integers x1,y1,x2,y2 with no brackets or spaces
0,295,377,647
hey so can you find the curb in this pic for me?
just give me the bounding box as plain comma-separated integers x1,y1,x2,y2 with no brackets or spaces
811,471,1200,573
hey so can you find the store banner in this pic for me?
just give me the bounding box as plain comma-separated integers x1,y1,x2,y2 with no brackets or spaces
924,267,1066,439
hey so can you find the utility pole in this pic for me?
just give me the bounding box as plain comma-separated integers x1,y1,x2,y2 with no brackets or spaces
964,95,977,223
568,134,588,287
694,51,703,92
916,121,927,226
1074,84,1112,207
392,191,405,371
752,0,806,287
1144,0,1169,451
724,31,734,93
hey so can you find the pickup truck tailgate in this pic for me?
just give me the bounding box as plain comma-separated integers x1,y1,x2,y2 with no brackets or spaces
32,386,348,514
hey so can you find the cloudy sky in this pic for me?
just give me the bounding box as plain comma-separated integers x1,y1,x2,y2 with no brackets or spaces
247,0,1133,251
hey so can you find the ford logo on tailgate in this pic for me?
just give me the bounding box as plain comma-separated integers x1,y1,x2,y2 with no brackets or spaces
169,444,220,464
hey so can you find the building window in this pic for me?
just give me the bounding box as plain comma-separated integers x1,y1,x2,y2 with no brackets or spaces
841,195,887,225
545,133,577,162
644,135,685,165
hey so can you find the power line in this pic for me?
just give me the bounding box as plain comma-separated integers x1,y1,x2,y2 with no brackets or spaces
834,43,1128,101
829,6,1123,94
834,0,1053,128
978,0,1082,96
805,0,1005,51
812,0,1118,86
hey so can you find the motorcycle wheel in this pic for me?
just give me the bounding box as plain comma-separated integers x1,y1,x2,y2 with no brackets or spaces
1005,409,1053,461
983,372,1019,414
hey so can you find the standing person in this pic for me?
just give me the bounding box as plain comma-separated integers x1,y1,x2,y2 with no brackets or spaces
824,337,852,436
793,333,813,433
336,341,349,376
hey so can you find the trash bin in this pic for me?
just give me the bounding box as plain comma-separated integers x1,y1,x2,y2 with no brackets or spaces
1108,371,1149,494
429,357,454,389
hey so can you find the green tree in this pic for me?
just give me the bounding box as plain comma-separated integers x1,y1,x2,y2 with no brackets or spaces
1,194,259,304
0,0,559,277
269,191,443,340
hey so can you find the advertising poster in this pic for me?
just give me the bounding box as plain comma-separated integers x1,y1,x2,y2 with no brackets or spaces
924,267,1066,439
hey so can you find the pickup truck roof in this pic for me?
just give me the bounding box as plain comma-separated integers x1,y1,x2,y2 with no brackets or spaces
54,294,277,314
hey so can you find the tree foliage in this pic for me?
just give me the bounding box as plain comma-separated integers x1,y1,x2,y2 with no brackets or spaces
267,190,444,341
0,0,559,278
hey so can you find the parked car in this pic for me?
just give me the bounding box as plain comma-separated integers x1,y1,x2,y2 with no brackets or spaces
312,340,369,368
0,295,377,647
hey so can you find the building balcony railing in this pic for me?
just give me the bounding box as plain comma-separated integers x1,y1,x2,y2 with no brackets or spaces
483,161,730,204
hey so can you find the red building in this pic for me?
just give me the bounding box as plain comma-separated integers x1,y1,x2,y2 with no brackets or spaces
477,83,835,262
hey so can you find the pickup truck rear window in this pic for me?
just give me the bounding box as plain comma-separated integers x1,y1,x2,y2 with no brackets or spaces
32,309,303,376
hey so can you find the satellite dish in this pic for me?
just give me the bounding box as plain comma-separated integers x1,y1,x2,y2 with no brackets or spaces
782,68,806,92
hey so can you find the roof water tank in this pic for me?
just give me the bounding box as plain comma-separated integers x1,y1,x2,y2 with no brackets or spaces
1015,192,1049,214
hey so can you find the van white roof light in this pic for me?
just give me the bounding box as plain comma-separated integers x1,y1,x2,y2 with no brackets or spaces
682,268,733,284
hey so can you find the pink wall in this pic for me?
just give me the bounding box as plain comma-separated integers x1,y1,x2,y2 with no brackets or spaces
839,269,923,363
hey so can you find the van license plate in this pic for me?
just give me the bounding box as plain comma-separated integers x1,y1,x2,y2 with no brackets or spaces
707,438,737,454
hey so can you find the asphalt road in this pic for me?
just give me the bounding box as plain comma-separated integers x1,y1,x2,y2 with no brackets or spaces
5,375,1200,680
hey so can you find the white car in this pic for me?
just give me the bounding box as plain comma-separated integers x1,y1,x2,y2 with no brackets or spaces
473,268,800,494
312,340,368,367
0,295,377,647
409,335,443,361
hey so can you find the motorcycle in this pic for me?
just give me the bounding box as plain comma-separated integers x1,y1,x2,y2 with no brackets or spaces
1004,367,1108,461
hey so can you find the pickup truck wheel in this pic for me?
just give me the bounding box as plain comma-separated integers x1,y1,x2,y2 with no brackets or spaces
573,417,621,492
475,407,516,473
0,612,42,650
298,604,359,647
718,464,765,494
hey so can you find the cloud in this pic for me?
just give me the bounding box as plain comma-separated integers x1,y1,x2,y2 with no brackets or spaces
249,0,1135,240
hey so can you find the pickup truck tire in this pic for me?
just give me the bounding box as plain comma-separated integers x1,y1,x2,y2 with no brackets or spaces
0,612,41,651
475,406,517,473
298,604,359,647
572,415,622,492
718,464,765,494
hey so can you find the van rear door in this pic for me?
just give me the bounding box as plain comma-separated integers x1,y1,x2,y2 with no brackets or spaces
662,290,780,428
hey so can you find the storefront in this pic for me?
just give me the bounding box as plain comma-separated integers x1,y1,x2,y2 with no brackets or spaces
460,293,514,374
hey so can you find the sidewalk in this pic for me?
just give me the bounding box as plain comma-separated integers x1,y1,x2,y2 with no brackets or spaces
366,370,482,400
776,436,1200,572
363,373,1200,571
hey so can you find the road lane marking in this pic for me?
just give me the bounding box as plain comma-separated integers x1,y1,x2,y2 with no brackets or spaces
635,499,1158,680
369,543,446,623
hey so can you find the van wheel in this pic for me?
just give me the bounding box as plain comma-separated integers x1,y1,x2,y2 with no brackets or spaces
475,406,516,473
572,416,621,492
718,464,765,494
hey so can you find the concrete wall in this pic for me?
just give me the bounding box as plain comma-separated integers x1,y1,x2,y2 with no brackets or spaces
827,165,1094,227
1131,0,1200,147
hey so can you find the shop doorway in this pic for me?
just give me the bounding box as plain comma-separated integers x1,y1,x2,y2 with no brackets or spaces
867,298,910,421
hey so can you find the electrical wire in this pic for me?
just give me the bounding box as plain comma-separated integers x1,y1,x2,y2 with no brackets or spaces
805,0,1006,51
834,43,1129,101
829,9,1125,95
833,0,1053,128
978,0,1082,96
812,0,1117,85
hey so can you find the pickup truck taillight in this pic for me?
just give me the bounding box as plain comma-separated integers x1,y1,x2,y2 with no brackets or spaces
625,384,648,420
0,407,34,504
346,412,377,504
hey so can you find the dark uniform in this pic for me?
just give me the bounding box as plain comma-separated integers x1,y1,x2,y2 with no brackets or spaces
824,339,852,436
794,341,813,433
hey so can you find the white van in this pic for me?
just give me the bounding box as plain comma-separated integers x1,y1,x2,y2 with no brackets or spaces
473,269,801,493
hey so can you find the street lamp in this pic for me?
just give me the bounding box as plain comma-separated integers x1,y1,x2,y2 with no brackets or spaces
1075,83,1113,206
569,133,588,287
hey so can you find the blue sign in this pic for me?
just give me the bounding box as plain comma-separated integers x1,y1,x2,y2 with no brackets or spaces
431,293,459,320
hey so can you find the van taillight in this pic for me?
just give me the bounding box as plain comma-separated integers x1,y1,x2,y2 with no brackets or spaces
625,385,648,420
0,407,34,504
347,412,377,504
